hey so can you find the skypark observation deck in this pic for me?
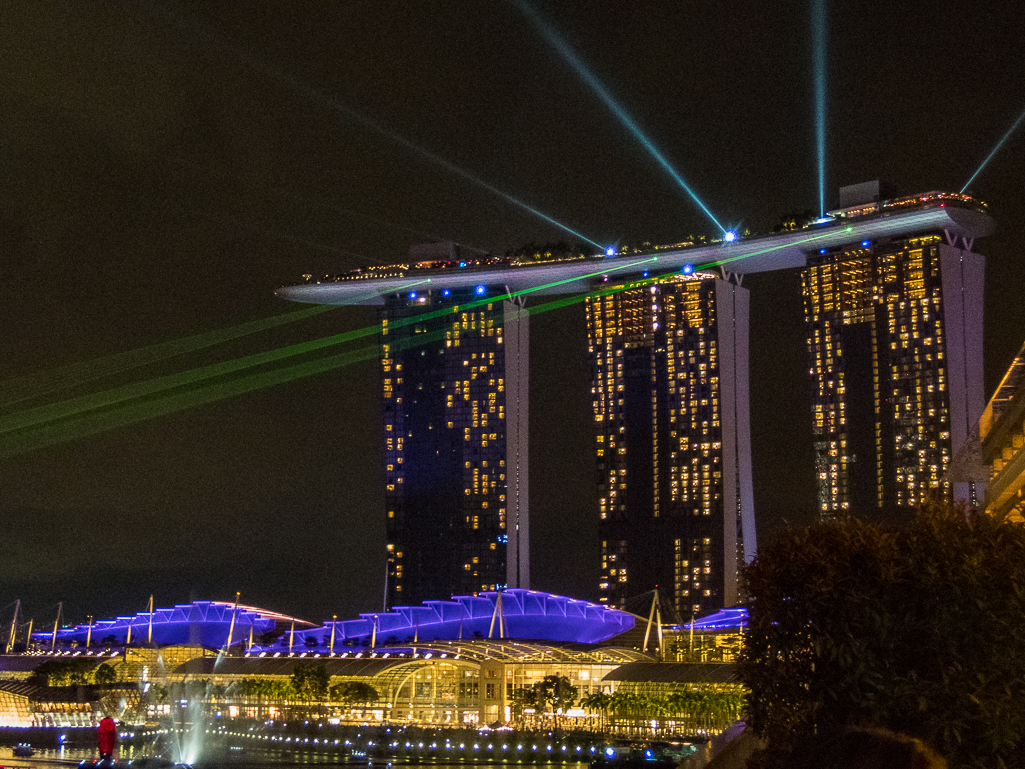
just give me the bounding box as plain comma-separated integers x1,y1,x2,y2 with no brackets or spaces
276,192,993,305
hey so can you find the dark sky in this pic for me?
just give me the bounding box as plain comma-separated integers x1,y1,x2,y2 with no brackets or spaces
1,2,1023,627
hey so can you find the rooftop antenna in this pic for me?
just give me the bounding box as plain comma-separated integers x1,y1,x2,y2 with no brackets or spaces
147,594,154,645
51,602,62,652
86,616,94,650
288,620,295,654
25,619,33,652
329,616,337,655
370,615,378,650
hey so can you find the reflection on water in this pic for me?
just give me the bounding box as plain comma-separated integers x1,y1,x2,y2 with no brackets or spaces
1,746,711,768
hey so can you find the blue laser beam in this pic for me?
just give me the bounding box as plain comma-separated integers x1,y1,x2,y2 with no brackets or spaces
512,0,726,234
812,0,828,218
961,102,1025,193
151,4,602,250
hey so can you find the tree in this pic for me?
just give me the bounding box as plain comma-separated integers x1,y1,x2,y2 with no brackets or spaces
290,662,329,703
772,209,817,232
510,686,540,724
581,691,612,731
738,502,1025,768
28,658,100,686
329,680,378,707
94,663,117,686
536,674,578,727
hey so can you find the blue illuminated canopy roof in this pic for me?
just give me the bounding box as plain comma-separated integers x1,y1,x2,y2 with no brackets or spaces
282,590,634,650
682,607,748,631
33,592,635,652
36,601,312,649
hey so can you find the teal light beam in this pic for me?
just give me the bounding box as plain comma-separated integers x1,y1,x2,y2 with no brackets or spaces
512,0,726,234
812,0,828,217
153,6,603,250
961,103,1025,192
0,304,334,409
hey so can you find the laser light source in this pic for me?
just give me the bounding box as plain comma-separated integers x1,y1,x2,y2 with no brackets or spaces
682,264,694,275
724,231,737,243
475,285,486,296
605,247,616,257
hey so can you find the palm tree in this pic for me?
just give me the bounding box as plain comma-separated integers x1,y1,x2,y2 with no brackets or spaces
581,691,612,732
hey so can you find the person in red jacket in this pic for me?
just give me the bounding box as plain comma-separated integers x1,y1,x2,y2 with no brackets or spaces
97,717,117,761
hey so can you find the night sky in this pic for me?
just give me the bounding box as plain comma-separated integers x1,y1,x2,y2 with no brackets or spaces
2,2,1023,627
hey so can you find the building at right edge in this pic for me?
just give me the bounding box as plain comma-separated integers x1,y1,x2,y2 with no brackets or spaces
802,230,985,519
586,271,756,618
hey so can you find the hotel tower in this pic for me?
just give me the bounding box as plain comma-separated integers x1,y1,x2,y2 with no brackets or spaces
802,193,985,518
380,245,529,609
586,271,757,617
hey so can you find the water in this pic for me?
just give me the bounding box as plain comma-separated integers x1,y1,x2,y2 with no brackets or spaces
1,746,712,769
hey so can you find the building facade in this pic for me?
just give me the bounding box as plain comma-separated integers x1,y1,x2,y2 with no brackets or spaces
586,272,756,618
949,339,1025,522
802,233,985,518
380,286,528,608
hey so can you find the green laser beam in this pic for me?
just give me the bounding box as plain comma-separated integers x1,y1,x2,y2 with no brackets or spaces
278,257,659,351
0,280,433,436
0,263,655,440
0,288,616,458
693,227,851,271
0,345,380,460
371,256,658,332
0,304,335,410
0,265,707,459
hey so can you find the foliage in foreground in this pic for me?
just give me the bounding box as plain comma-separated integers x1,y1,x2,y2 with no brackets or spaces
580,686,744,734
737,502,1025,768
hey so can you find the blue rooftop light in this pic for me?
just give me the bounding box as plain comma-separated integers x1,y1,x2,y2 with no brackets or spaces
724,230,737,243
459,261,467,268
861,240,871,247
819,248,827,254
475,285,486,296
642,271,649,278
409,292,417,299
442,288,451,297
605,246,616,257
682,264,694,275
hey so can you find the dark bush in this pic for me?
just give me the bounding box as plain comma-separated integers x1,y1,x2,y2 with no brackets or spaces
738,502,1025,768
